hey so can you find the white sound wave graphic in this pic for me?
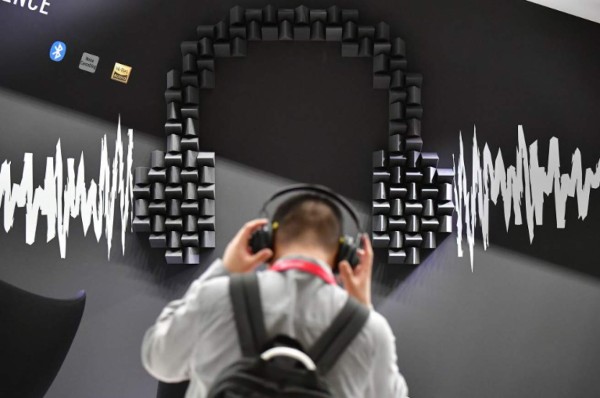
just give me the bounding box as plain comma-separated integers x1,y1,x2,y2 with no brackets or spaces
0,117,134,259
453,125,600,270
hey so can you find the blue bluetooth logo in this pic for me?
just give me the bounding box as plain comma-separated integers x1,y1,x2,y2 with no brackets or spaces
49,41,67,62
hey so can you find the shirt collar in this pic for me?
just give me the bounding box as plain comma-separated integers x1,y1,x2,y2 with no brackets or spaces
277,254,335,278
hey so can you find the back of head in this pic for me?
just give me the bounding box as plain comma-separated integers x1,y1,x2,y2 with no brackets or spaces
272,193,343,255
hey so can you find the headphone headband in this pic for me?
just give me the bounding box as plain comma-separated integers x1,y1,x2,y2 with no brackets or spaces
259,184,363,232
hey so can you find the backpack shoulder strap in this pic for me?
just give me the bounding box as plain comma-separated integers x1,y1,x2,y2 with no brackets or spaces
229,272,268,357
307,296,370,375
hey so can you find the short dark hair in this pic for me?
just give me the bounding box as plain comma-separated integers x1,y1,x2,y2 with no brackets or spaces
272,193,343,253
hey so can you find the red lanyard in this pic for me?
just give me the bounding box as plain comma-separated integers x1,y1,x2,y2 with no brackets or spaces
270,258,337,285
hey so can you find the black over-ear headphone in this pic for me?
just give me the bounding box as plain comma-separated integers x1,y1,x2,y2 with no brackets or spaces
249,184,364,268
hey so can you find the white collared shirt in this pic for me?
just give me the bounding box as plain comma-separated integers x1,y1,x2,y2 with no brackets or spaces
141,256,409,398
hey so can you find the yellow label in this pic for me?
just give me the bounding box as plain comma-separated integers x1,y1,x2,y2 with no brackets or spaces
111,62,132,84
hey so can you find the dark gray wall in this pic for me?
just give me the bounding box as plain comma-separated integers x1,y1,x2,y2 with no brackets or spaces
0,88,599,397
1,0,600,396
2,0,599,275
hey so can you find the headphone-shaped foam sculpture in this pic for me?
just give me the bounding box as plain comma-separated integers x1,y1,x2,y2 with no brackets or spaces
249,184,364,268
131,5,456,266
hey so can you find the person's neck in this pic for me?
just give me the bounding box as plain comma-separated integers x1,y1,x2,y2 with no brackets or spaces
273,245,333,269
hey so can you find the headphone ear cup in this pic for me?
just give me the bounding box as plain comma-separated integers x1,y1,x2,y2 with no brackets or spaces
249,225,273,254
346,246,359,267
336,236,360,268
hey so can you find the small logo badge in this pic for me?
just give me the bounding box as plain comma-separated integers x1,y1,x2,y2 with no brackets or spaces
111,62,132,84
50,41,67,62
79,52,100,73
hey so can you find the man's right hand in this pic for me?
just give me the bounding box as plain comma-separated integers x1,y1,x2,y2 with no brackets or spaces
338,234,374,309
223,219,274,273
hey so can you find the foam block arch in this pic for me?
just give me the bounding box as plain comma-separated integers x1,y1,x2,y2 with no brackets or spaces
132,4,455,265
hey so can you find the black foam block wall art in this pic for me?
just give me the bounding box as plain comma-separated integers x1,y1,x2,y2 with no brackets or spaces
133,4,454,265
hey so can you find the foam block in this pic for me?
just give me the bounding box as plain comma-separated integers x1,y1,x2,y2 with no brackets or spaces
372,215,387,232
149,233,167,248
388,249,406,264
201,198,216,216
372,233,390,248
200,231,216,248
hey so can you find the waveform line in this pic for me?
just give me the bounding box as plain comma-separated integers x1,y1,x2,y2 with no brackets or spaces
0,117,134,259
453,125,600,270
